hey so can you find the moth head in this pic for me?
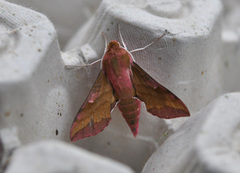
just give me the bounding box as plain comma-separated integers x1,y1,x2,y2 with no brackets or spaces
107,41,120,51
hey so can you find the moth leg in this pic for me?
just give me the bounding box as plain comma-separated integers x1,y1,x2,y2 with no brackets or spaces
65,59,101,69
129,31,167,53
118,24,127,49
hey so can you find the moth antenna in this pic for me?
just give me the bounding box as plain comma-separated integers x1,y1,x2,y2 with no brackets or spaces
118,24,127,49
102,32,108,53
130,32,166,53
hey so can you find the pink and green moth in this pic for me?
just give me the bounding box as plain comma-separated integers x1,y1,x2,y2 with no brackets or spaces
70,25,190,142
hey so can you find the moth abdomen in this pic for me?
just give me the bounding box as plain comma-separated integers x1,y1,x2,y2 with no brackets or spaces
117,98,141,136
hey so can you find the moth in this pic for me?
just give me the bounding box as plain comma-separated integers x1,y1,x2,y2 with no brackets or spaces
70,25,190,142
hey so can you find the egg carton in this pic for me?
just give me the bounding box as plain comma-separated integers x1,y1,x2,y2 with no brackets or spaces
0,0,240,173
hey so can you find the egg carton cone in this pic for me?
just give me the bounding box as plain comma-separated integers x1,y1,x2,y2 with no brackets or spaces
4,140,134,173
